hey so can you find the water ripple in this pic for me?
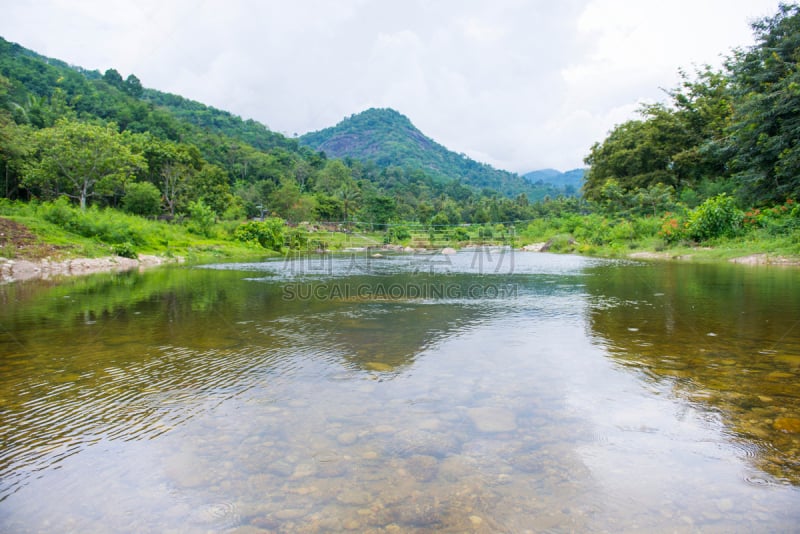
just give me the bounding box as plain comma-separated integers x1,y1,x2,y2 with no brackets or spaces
0,343,291,501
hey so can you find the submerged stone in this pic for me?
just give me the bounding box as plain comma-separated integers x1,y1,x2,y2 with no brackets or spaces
365,361,393,372
337,431,359,445
467,407,517,433
405,454,438,482
773,417,800,433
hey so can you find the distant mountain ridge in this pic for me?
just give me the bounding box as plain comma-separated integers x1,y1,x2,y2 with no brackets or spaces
523,168,585,193
299,108,546,197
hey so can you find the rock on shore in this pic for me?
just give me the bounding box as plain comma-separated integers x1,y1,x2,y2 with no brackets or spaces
0,254,182,284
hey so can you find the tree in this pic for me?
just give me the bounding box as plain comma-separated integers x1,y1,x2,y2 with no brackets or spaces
727,3,800,202
337,182,360,224
131,135,202,216
315,159,352,194
25,119,144,209
583,107,685,200
187,163,232,216
362,194,396,228
122,181,162,216
103,68,124,88
186,199,216,237
268,177,302,219
0,88,34,199
124,74,143,98
314,193,344,220
584,67,734,204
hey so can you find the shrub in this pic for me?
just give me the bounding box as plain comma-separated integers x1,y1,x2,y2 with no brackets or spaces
743,199,800,235
39,197,143,245
233,218,286,251
453,227,470,241
286,226,309,249
393,225,411,241
543,233,577,252
40,196,77,228
186,200,216,237
122,182,162,217
686,194,743,241
112,242,138,259
659,213,686,243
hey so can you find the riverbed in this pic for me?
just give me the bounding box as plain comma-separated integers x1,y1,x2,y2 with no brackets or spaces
1,250,798,532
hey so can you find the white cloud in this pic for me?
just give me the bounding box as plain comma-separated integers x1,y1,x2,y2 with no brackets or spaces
0,0,784,173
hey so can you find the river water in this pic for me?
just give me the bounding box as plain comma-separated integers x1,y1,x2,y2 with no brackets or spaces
1,250,799,532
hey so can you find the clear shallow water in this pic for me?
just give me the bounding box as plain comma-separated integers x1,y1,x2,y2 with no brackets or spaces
1,250,799,532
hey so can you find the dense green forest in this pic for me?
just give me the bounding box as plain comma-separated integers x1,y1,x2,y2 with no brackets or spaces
0,3,798,260
583,5,800,207
299,108,564,199
0,36,561,229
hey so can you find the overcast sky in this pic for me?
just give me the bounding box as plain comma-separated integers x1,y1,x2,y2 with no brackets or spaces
0,0,783,173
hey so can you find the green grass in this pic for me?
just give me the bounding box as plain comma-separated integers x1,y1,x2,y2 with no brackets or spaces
517,211,800,262
2,198,798,266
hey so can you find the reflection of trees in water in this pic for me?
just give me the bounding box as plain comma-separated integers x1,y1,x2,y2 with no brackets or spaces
270,273,496,372
583,262,800,484
0,267,303,500
0,267,498,500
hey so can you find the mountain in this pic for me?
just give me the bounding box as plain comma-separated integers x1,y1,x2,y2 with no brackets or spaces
300,108,539,197
523,168,585,194
0,35,569,224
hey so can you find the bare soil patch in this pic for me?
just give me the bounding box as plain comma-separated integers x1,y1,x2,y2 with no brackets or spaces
0,217,65,260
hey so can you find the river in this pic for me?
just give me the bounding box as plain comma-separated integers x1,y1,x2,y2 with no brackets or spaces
1,250,798,532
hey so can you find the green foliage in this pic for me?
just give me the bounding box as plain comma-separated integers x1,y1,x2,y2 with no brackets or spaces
742,199,800,235
361,194,396,228
39,196,143,245
727,4,800,202
25,119,144,209
285,226,309,249
544,234,577,253
382,224,411,244
122,181,161,216
393,225,411,241
111,241,138,259
583,6,800,206
658,213,686,243
186,200,216,237
686,194,743,241
452,227,470,241
314,193,344,221
187,163,232,216
300,108,545,197
4,10,800,261
233,218,286,251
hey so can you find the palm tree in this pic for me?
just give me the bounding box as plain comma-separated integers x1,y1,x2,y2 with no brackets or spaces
337,183,360,228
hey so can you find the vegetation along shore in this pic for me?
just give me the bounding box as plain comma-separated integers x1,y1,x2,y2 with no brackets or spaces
1,5,799,281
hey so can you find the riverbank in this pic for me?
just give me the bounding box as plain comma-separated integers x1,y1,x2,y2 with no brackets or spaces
2,212,798,284
0,254,184,284
628,250,800,265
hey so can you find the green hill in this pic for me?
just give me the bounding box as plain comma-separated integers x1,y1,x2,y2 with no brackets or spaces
300,108,545,197
0,36,568,227
523,168,584,195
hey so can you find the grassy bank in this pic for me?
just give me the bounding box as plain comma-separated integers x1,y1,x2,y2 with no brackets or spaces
516,204,800,263
2,199,798,268
0,199,395,265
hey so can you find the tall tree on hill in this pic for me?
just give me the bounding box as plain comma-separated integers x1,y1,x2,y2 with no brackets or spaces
25,119,144,209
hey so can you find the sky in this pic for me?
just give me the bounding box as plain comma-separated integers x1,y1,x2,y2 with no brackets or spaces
0,0,784,174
